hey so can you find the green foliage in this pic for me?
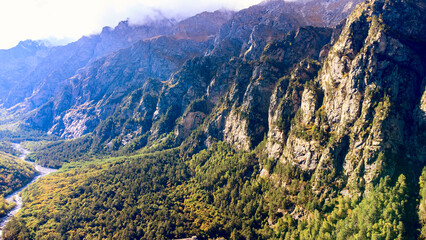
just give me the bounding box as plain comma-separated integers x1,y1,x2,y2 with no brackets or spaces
185,97,208,115
179,127,207,159
0,196,15,218
290,105,331,146
2,216,33,240
5,142,268,239
20,140,50,152
25,135,94,168
419,167,426,239
0,151,35,218
311,106,331,144
0,151,35,197
9,149,191,239
0,141,20,156
331,175,408,239
0,125,57,142
267,175,408,239
2,140,415,239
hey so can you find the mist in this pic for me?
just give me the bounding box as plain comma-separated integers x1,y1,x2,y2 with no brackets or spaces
0,0,264,49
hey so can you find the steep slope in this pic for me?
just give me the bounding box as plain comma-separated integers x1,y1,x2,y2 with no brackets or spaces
198,27,333,151
209,0,363,60
0,151,35,218
27,37,208,138
23,0,360,151
171,10,234,42
0,151,35,197
267,0,426,192
0,41,50,105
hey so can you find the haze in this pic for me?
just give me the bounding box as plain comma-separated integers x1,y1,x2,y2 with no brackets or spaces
0,0,263,49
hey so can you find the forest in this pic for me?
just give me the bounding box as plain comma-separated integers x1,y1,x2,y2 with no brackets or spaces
2,140,422,239
0,143,35,218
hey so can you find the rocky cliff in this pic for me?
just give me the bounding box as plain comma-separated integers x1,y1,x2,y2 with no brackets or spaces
272,0,426,192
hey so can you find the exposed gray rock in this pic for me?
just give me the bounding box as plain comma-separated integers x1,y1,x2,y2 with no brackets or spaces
269,0,426,192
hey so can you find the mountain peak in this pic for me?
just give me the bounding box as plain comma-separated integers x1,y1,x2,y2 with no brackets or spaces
16,39,48,49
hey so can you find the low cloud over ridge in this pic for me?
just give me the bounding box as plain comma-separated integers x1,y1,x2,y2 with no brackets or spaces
0,0,263,49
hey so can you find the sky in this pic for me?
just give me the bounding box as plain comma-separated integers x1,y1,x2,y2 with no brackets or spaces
0,0,264,49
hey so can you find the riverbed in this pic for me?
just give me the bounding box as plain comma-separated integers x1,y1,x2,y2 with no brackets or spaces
0,143,57,238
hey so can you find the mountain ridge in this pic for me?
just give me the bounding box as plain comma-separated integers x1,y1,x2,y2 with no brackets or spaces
1,10,233,112
20,0,362,144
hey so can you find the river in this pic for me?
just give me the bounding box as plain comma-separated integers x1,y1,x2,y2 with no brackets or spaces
0,143,57,238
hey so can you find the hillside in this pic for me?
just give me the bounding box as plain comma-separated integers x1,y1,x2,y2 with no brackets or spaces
0,148,35,218
1,0,426,239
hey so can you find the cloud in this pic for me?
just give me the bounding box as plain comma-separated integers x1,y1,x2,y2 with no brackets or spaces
0,0,263,49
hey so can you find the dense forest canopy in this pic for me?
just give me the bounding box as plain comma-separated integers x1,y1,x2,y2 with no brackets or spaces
0,143,35,218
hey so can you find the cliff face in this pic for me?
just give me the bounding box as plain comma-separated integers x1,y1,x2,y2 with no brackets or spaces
171,0,426,195
209,0,363,60
144,0,361,148
203,26,333,151
266,0,426,191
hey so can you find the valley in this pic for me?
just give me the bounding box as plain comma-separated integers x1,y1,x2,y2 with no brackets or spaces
0,0,425,239
0,144,57,239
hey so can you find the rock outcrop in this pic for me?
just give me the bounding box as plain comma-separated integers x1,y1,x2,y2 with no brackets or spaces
267,0,426,192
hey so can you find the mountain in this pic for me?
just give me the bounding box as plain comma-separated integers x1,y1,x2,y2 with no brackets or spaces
22,0,360,143
32,37,209,138
2,19,173,110
2,0,426,239
208,0,364,60
21,10,233,138
2,11,232,112
0,40,50,103
171,10,234,42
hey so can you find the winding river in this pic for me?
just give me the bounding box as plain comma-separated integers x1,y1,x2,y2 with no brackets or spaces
0,143,57,238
